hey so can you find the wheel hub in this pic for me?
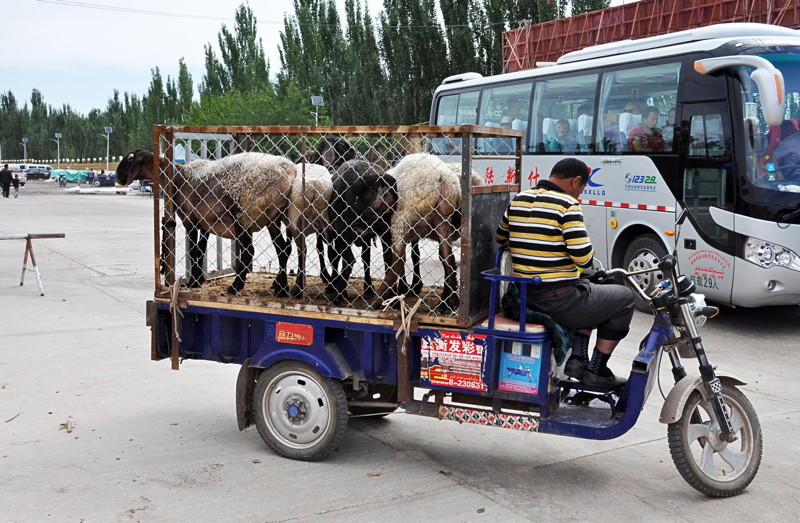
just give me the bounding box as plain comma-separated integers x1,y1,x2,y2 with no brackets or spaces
706,423,730,452
628,252,658,293
284,397,308,423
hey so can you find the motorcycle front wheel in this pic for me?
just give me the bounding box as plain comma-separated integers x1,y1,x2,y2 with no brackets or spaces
667,382,762,497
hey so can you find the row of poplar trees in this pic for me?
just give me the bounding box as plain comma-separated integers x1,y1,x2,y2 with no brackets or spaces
0,0,608,161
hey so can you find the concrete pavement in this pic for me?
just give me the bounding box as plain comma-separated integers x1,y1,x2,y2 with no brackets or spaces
1,183,798,521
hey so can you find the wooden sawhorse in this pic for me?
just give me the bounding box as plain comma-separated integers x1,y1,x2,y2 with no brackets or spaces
0,233,66,296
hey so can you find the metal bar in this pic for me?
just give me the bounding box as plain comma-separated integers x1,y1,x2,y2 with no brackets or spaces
161,132,176,288
152,124,523,139
24,239,44,295
19,238,30,287
2,234,65,295
458,127,474,321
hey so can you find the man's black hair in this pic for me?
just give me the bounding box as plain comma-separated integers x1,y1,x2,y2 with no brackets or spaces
643,106,659,119
550,158,589,184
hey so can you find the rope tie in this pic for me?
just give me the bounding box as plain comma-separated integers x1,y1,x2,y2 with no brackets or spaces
169,280,183,343
382,294,422,340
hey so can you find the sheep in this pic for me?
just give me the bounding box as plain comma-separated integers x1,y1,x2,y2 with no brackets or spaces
327,159,397,305
114,149,296,296
382,153,480,309
285,162,333,297
281,137,359,298
403,161,483,298
305,136,358,170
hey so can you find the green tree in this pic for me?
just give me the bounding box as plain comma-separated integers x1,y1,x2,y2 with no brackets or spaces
569,0,609,16
380,0,448,124
143,67,166,126
439,0,481,76
177,58,194,118
189,84,313,126
200,3,269,96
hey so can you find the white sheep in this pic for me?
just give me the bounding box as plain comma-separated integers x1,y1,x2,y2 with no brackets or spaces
115,149,296,295
382,153,482,309
285,162,334,296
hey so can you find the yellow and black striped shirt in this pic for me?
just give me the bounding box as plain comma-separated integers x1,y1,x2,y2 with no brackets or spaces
496,179,594,285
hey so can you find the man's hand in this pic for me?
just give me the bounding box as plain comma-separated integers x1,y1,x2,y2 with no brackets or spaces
588,270,609,284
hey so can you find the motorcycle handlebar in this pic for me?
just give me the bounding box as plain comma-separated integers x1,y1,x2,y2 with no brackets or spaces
603,254,679,303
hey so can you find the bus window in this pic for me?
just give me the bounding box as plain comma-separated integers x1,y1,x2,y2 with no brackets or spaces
435,94,459,125
530,73,597,154
597,63,680,153
476,82,532,154
432,91,479,154
681,102,733,249
689,114,726,157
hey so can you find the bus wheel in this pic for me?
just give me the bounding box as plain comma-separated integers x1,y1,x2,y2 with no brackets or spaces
253,361,348,461
622,234,667,311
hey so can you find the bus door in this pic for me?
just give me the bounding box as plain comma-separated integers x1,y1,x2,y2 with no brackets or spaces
677,101,736,302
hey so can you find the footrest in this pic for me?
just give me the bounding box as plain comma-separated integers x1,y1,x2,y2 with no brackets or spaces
556,379,623,414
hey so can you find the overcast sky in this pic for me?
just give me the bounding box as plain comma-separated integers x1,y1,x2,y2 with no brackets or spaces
1,0,384,115
2,0,632,116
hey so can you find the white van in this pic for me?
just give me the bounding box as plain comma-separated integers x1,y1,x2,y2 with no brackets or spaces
2,164,26,186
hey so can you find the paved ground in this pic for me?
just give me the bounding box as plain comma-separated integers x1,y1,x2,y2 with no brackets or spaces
1,182,799,521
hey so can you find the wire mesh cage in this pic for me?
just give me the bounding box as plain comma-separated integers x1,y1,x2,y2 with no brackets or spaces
133,126,521,327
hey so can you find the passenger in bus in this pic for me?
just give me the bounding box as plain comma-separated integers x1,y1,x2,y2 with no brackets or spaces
496,158,635,389
661,107,676,148
546,119,576,153
772,120,800,179
628,106,665,152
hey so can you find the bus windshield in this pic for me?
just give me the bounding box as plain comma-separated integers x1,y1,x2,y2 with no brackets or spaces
740,52,800,208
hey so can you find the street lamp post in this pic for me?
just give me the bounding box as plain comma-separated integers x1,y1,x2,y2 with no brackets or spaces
20,137,28,161
311,96,324,126
50,133,62,169
0,140,3,162
97,127,112,170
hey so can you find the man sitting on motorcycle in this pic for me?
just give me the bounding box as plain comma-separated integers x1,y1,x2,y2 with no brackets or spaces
495,158,635,388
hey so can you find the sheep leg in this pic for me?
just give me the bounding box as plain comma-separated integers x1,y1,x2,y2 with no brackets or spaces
382,239,407,302
316,233,332,288
362,240,374,296
188,227,209,288
291,231,305,298
270,224,290,298
410,240,423,296
328,236,354,305
228,226,253,295
437,222,459,310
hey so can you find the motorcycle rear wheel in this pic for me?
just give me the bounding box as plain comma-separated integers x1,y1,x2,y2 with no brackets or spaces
667,382,762,497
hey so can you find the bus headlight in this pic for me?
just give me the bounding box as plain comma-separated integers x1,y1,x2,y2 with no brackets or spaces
744,237,800,271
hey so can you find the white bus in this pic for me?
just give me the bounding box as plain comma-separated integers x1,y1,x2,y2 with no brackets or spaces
430,23,800,308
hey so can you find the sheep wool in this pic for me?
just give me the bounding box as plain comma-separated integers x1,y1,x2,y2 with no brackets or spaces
287,163,333,236
190,153,296,231
388,153,463,242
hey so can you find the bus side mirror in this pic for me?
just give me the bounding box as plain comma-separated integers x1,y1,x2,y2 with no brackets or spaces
694,55,785,127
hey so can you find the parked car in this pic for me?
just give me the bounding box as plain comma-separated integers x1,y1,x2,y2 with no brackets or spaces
127,179,153,192
25,165,52,180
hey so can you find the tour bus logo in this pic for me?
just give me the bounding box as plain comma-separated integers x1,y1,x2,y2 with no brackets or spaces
624,173,658,192
587,167,603,187
582,167,605,197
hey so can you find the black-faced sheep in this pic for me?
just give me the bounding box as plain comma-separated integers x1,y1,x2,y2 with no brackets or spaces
115,149,296,296
328,159,397,305
305,136,358,169
382,153,479,309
